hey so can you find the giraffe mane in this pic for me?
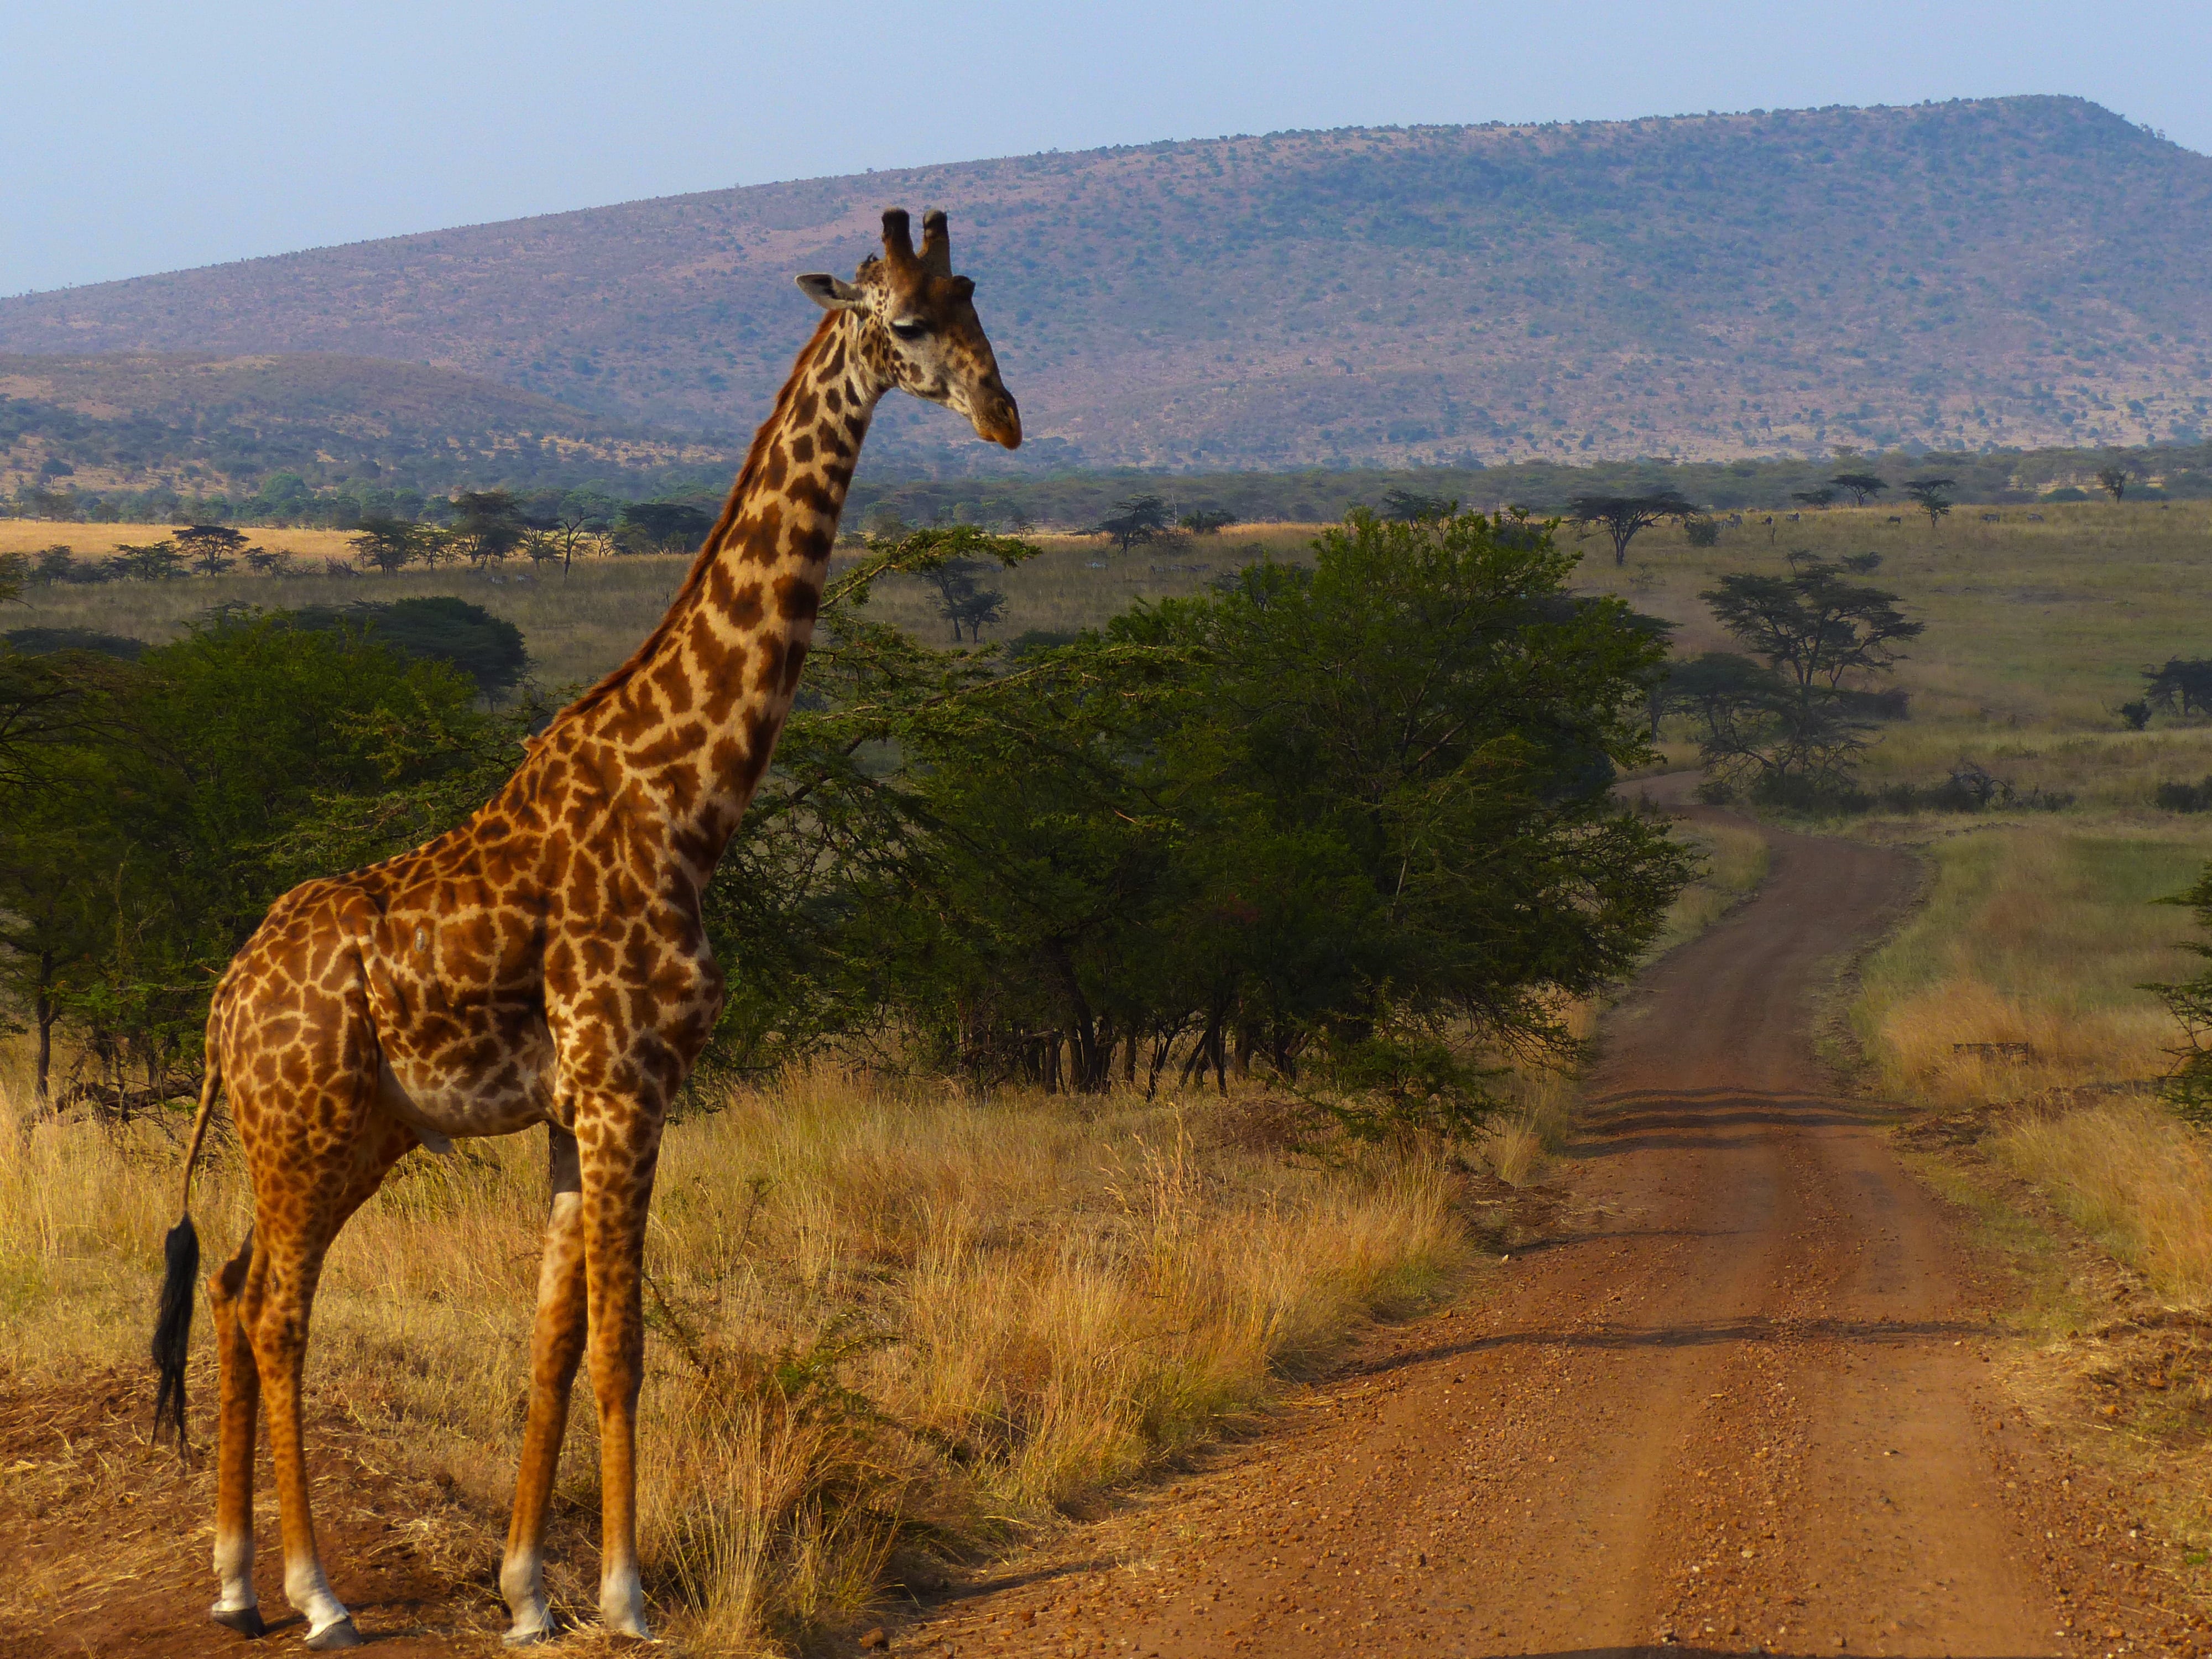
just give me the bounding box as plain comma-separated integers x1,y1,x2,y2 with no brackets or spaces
537,310,843,743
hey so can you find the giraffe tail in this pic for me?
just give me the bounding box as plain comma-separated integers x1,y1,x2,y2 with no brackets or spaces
152,1051,220,1453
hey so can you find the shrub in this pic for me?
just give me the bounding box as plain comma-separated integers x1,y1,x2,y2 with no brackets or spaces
2155,776,2212,813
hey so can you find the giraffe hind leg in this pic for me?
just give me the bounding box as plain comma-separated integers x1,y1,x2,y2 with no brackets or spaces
241,1215,360,1648
232,1094,413,1650
207,1230,267,1636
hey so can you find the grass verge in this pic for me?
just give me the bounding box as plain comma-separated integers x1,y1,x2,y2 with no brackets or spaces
0,1064,1470,1653
1855,815,2212,1596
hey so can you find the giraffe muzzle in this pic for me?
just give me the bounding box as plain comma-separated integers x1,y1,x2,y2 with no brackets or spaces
974,391,1022,450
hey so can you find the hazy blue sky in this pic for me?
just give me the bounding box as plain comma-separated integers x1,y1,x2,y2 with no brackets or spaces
3,0,2206,296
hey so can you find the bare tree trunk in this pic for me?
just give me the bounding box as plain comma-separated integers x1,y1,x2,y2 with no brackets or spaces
33,950,56,1109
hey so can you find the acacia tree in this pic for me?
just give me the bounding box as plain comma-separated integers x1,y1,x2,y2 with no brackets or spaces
1831,472,1887,507
2145,659,2212,719
1567,492,1698,565
1791,487,1837,510
549,490,619,572
1665,651,1868,799
1903,478,1955,528
1380,488,1455,521
618,500,712,555
450,490,527,567
919,555,1008,641
110,541,185,581
2096,463,2134,502
174,524,250,576
1682,553,1923,801
1703,553,1925,699
1095,494,1173,551
349,516,421,576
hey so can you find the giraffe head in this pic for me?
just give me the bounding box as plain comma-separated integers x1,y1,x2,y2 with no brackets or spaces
797,208,1022,450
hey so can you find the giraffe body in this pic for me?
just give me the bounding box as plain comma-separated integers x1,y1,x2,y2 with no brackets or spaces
155,210,1018,1647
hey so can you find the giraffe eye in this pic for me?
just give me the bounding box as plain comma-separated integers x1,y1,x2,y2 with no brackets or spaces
889,318,928,342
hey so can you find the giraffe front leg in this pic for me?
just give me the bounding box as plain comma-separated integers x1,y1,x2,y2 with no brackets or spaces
501,1128,587,1646
207,1232,267,1637
578,1105,664,1640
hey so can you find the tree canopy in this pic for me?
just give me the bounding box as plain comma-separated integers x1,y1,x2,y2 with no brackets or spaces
1094,494,1173,551
1674,553,1922,802
1903,477,1955,526
702,509,1689,1125
618,500,713,555
1567,492,1698,565
0,512,1691,1140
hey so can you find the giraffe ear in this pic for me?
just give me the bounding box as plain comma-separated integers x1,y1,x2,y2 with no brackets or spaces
796,273,866,311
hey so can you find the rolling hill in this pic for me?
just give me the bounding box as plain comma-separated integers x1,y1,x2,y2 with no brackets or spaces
3,96,2209,472
0,352,732,503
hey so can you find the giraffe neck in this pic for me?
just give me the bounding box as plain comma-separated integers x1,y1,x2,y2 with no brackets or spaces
551,307,891,874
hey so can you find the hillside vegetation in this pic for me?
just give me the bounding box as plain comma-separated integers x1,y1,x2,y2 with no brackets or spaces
0,352,732,512
1,97,2206,473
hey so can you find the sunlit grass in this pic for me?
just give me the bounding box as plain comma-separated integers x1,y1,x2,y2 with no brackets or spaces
1585,499,2212,801
0,1065,1469,1651
3,521,1319,691
1851,823,2209,1108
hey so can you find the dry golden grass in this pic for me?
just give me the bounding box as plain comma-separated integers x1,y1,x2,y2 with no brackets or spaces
1582,499,2212,806
1994,1098,2212,1303
0,520,360,564
0,1064,1469,1652
1851,823,2211,1108
2,520,1317,690
1853,821,2212,1333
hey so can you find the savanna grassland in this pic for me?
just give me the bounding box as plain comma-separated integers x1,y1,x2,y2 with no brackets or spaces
0,1068,1472,1652
2,524,1318,688
1582,501,2212,1285
11,494,2212,1647
4,507,1697,1655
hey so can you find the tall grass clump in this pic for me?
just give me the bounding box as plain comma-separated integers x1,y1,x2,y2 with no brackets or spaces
0,1064,1470,1652
1853,826,2212,1105
1993,1098,2212,1303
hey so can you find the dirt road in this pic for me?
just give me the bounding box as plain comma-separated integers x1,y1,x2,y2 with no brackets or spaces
903,812,2200,1659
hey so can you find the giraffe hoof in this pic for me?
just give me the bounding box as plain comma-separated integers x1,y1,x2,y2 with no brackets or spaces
303,1616,363,1650
208,1603,267,1638
503,1621,556,1647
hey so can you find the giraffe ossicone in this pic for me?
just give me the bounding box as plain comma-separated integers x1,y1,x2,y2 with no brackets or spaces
149,206,1019,1647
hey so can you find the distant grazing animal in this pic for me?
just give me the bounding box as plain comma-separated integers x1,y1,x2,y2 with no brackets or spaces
1980,512,2001,522
150,208,1020,1650
2027,513,2046,521
1785,512,1801,521
1886,515,1903,525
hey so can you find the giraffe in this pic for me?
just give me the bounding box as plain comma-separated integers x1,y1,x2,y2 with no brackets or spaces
149,207,1020,1650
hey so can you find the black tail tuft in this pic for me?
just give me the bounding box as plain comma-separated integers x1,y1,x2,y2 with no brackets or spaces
152,1214,200,1456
